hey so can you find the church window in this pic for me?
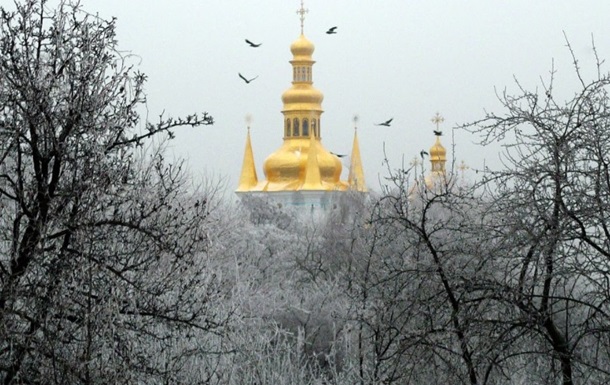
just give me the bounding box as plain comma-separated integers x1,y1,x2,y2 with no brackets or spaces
306,67,311,81
295,67,308,82
285,119,291,137
293,118,300,136
303,118,309,136
312,119,317,137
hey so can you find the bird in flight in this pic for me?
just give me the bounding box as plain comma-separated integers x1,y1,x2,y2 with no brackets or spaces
420,150,429,158
376,118,393,127
238,73,259,84
433,130,443,136
245,39,262,48
326,26,338,34
331,152,347,158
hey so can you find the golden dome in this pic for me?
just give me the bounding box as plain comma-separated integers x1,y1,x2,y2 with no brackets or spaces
281,85,323,110
429,135,447,175
290,34,315,59
282,33,323,111
262,138,343,191
430,136,446,161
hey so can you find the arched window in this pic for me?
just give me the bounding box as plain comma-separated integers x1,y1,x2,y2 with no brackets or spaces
311,119,317,137
285,119,291,137
306,67,311,82
293,118,300,136
302,118,309,136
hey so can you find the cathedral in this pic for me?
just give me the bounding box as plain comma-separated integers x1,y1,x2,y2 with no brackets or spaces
236,4,366,208
236,2,448,206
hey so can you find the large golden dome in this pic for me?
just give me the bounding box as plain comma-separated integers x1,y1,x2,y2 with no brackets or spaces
263,138,343,191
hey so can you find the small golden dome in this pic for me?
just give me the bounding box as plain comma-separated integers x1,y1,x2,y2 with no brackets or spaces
430,136,446,161
290,34,315,58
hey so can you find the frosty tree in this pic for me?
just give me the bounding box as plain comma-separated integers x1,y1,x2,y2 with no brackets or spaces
344,42,610,384
464,42,610,385
0,1,224,383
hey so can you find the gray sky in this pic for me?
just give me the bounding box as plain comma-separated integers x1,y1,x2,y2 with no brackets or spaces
84,1,610,192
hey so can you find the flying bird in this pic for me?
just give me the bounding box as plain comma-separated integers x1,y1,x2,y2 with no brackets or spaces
245,39,262,48
326,26,338,34
376,118,393,127
331,152,347,158
238,73,259,84
420,150,429,158
433,130,443,136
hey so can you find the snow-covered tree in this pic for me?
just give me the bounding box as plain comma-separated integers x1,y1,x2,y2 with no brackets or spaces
464,42,610,385
0,1,225,383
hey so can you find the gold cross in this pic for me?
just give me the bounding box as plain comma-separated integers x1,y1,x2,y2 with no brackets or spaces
410,156,421,167
296,0,308,34
353,114,359,130
431,112,444,130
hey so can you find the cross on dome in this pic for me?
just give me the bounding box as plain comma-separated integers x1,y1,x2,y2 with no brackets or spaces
431,112,444,132
458,160,469,172
296,0,308,34
431,112,444,128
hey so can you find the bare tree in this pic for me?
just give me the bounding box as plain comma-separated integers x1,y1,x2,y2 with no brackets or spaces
0,1,225,383
463,40,610,385
341,40,610,385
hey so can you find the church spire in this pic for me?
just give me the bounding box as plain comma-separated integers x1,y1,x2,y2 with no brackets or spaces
348,115,367,191
302,128,323,189
236,116,258,192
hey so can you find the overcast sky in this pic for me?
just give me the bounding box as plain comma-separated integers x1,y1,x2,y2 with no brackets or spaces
78,1,610,192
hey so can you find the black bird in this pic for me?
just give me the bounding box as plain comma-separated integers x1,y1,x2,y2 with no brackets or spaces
331,152,347,158
238,73,259,84
376,118,393,127
326,26,338,34
420,150,429,158
245,39,262,48
433,130,443,136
